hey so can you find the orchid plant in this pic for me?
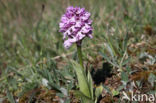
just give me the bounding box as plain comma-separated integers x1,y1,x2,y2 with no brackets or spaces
59,6,102,103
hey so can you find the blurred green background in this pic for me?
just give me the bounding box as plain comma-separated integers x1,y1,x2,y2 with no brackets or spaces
0,0,156,69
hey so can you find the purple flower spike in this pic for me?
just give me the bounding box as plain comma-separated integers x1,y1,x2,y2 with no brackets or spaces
59,6,93,49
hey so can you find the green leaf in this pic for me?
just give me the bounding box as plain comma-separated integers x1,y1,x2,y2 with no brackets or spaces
7,77,18,90
122,57,130,66
99,52,118,68
87,71,94,99
6,89,16,103
74,90,94,103
148,73,156,87
48,82,61,92
106,43,114,58
122,32,128,51
56,93,64,98
112,89,119,97
95,85,103,99
71,61,91,99
103,85,111,94
121,71,129,85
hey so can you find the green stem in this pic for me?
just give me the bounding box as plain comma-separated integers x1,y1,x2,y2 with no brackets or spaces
77,44,84,69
